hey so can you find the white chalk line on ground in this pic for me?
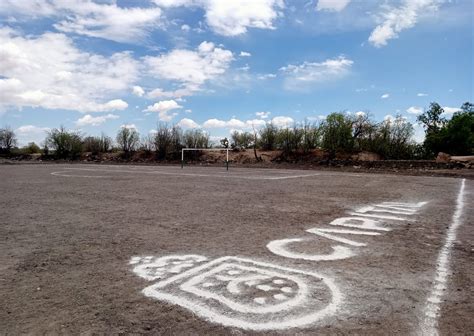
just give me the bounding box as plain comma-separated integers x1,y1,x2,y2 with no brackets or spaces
57,167,320,180
51,171,109,178
420,179,467,336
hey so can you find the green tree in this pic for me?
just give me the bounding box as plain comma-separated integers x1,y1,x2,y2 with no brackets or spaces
259,123,278,150
321,112,354,156
417,102,447,156
46,126,83,159
438,102,474,155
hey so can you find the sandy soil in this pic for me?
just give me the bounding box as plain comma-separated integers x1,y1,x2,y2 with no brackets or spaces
0,164,472,335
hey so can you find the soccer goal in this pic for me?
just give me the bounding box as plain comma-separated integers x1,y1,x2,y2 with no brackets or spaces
181,148,230,170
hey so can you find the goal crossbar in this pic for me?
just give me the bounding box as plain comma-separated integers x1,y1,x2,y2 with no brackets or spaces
181,148,230,170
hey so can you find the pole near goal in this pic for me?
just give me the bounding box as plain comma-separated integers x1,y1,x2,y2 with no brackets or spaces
181,148,230,170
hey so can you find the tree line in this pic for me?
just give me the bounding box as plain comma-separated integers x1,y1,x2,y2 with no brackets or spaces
1,101,472,160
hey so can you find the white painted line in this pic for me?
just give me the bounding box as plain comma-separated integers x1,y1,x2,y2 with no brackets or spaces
420,179,467,336
51,171,109,178
267,238,356,261
60,167,319,181
266,174,320,180
349,212,408,221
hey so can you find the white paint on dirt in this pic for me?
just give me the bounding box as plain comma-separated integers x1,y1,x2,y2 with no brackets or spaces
267,237,356,261
349,212,408,221
306,228,380,247
420,179,467,336
59,167,319,180
329,217,391,232
51,171,109,178
131,255,342,330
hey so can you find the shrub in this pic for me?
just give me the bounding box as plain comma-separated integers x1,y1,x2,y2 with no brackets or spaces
45,126,83,159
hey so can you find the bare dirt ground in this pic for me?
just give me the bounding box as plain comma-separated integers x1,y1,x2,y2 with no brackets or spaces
1,164,472,335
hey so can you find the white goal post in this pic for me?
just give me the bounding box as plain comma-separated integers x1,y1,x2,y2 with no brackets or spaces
181,148,230,170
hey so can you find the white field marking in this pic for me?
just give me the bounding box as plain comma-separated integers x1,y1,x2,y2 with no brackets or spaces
267,238,356,261
138,255,342,331
349,212,408,221
131,255,207,281
380,201,427,208
61,167,319,181
420,179,467,336
267,200,427,262
50,171,109,178
306,228,380,247
329,217,391,232
265,174,320,180
357,205,417,215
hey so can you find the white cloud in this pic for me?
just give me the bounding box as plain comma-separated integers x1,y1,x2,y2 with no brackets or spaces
144,41,234,96
0,1,162,43
257,73,277,80
369,0,440,47
121,124,137,130
381,93,390,99
442,106,461,115
153,0,284,36
280,56,353,89
355,111,366,117
316,0,351,12
203,118,227,128
144,99,182,121
256,111,271,119
246,119,266,127
406,106,423,114
417,92,428,97
15,125,51,146
0,28,137,112
240,51,252,57
272,116,294,127
202,117,266,129
181,24,191,32
178,118,200,128
76,113,119,127
132,85,145,97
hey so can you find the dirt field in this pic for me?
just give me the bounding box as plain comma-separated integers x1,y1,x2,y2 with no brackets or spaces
1,164,472,335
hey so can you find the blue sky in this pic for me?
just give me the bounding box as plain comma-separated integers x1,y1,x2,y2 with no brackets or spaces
0,0,472,145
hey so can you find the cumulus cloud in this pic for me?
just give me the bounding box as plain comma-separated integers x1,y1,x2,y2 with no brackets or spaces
0,1,162,43
316,0,351,12
272,116,294,127
132,86,145,97
417,92,428,97
144,41,234,97
381,93,390,99
442,106,461,115
240,51,252,57
280,56,353,90
406,106,423,114
369,0,440,47
178,118,200,128
0,28,137,112
121,124,137,130
153,0,284,36
15,125,51,146
144,99,182,121
76,114,119,127
256,111,271,119
203,117,267,129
